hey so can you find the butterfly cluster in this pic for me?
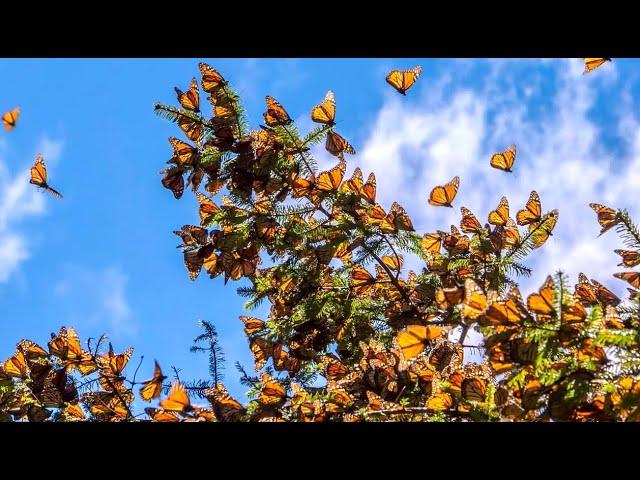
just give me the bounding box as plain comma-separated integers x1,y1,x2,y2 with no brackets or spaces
5,58,637,422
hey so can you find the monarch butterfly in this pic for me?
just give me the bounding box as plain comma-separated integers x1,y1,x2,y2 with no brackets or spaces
30,155,63,199
462,377,487,403
574,272,599,305
250,337,273,371
196,192,219,226
583,58,611,74
428,176,460,207
206,384,244,422
146,408,180,422
222,245,260,283
98,343,132,378
590,278,621,307
343,167,376,204
443,225,469,254
240,316,266,336
264,96,292,126
488,196,510,226
351,266,376,295
325,130,355,157
175,78,200,112
168,137,198,167
316,160,346,193
615,270,640,291
516,191,541,225
383,202,414,233
614,249,640,268
561,299,587,327
184,244,216,281
527,276,556,321
421,232,442,254
161,167,185,199
177,113,204,143
259,373,286,405
47,327,96,375
427,392,454,411
386,66,422,95
397,325,442,360
435,285,464,309
322,355,350,381
604,305,626,329
2,107,19,131
365,391,397,413
174,225,209,248
381,254,403,272
139,360,167,402
17,339,48,360
311,90,336,125
483,296,525,327
199,63,227,93
210,93,237,121
589,203,619,235
63,403,86,421
490,144,516,172
462,278,490,320
4,350,28,377
530,210,558,248
160,381,192,413
460,207,482,233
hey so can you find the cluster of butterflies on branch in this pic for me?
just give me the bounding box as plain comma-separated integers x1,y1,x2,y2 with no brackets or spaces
4,56,636,422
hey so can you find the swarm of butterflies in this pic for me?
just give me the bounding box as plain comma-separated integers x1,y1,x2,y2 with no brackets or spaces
5,57,639,422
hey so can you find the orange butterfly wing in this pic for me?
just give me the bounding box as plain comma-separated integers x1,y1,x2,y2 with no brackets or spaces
160,381,191,412
175,78,200,112
516,191,542,225
583,58,611,74
325,131,355,156
428,176,460,207
490,144,516,172
311,90,336,125
2,107,19,131
385,66,422,95
264,96,292,126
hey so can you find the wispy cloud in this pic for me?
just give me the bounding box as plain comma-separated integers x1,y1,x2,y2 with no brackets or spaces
0,136,64,283
53,264,137,339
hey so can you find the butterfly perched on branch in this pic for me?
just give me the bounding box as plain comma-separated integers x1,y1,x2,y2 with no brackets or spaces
2,107,19,131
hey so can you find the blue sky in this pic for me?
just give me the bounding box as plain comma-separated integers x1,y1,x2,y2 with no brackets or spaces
2,58,640,405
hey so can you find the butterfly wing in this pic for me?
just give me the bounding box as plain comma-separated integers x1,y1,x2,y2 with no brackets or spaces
311,90,336,125
490,144,516,172
264,96,291,126
428,176,459,207
583,58,611,74
590,203,619,235
488,196,510,226
325,131,355,156
199,63,227,93
386,66,422,95
160,381,191,412
516,191,542,225
2,107,19,131
175,78,200,112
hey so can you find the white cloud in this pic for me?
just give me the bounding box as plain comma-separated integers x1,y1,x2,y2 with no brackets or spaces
0,233,28,283
0,136,64,283
53,264,137,339
352,58,638,299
